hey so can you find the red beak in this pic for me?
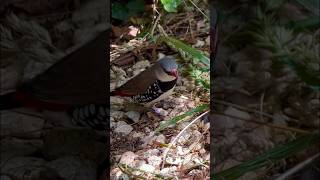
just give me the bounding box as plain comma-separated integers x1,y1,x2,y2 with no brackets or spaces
170,69,178,77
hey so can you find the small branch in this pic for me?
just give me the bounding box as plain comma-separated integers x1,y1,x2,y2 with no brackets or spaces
185,0,209,20
212,99,300,123
151,14,161,37
158,24,168,37
259,92,265,122
212,111,311,134
275,153,320,180
151,0,161,37
161,111,209,169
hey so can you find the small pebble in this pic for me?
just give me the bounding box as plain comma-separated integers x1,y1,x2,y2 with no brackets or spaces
119,151,137,166
132,60,150,70
152,107,168,116
114,121,133,135
125,111,140,123
154,134,166,144
138,164,155,173
148,156,162,167
160,166,177,175
194,40,205,47
111,111,124,120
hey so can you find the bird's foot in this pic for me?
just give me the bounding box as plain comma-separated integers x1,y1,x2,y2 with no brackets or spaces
152,106,161,114
151,106,167,117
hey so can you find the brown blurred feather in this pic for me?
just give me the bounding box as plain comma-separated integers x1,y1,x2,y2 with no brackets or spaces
18,30,109,105
112,63,160,96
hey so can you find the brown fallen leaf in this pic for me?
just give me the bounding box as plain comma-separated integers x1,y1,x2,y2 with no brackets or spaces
112,52,136,67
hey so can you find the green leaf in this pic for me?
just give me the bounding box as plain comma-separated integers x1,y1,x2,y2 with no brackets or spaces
156,104,209,132
160,0,182,13
112,0,145,21
161,36,210,66
112,2,130,21
280,56,320,90
286,16,320,31
213,131,320,180
199,67,210,72
264,0,286,11
196,79,210,89
126,0,145,14
294,0,320,15
189,68,210,90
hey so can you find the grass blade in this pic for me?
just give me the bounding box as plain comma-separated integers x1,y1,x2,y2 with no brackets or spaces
161,36,210,66
213,131,320,180
286,16,320,31
294,0,320,15
155,104,209,132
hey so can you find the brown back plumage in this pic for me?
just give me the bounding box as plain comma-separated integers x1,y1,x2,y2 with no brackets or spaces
19,30,109,105
113,63,160,96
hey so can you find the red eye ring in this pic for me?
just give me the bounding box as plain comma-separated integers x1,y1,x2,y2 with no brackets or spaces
168,69,178,77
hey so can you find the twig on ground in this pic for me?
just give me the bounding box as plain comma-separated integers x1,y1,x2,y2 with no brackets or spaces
150,1,161,37
161,111,209,169
275,153,320,180
212,99,300,123
259,92,265,122
185,0,209,20
212,111,311,134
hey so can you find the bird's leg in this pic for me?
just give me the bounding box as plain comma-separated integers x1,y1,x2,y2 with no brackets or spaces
151,104,166,117
151,105,161,114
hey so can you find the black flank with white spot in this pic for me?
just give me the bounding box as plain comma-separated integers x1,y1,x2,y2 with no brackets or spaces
132,79,177,103
68,104,109,130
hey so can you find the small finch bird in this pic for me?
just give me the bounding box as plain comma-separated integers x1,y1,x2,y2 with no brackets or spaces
110,57,178,108
0,30,109,130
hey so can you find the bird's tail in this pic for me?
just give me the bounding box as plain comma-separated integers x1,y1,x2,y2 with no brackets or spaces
110,89,131,97
110,91,119,96
110,91,116,96
0,92,22,110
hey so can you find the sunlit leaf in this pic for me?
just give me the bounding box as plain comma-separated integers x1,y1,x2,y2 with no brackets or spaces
156,104,209,132
161,36,210,66
160,0,182,13
213,131,319,179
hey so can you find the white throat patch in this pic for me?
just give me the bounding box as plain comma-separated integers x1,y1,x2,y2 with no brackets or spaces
155,68,176,82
